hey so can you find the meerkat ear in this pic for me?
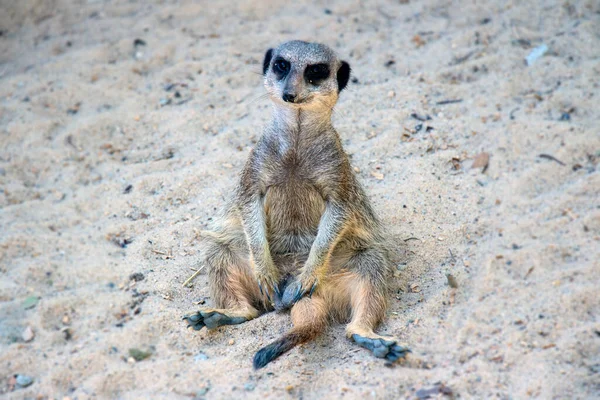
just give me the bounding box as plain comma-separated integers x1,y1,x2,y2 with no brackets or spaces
263,49,274,75
337,61,351,92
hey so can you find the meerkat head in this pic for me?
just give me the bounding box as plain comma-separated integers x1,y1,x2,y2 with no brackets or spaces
262,41,351,111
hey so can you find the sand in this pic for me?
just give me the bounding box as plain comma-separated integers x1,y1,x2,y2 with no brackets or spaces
1,0,599,398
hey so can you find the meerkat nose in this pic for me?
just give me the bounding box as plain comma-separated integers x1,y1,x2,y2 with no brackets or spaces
282,92,297,103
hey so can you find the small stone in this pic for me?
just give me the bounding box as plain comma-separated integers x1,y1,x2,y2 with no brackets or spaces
228,339,235,345
62,315,71,325
446,274,459,288
62,327,73,341
22,326,34,342
387,90,395,98
371,172,384,180
129,272,145,282
128,348,152,361
244,382,256,391
285,385,294,392
15,374,34,388
23,296,39,310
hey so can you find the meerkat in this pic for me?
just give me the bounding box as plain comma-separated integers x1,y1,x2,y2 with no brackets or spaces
183,40,410,369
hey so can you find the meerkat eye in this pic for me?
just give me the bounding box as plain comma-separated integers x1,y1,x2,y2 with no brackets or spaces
304,64,330,85
272,58,290,77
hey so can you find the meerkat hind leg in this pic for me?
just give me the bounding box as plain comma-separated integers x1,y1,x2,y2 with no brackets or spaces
343,252,411,362
184,235,264,331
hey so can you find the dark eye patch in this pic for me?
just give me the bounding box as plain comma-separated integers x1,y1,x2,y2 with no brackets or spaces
272,57,290,79
304,64,330,85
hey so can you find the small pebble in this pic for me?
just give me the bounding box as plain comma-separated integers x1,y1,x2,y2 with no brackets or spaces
15,374,34,388
22,326,34,342
387,90,395,98
244,382,256,391
128,348,152,361
129,272,145,282
197,387,210,396
446,274,459,288
228,339,235,345
371,172,384,180
525,44,548,66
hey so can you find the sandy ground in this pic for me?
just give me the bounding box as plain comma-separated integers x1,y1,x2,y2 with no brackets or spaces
1,0,599,398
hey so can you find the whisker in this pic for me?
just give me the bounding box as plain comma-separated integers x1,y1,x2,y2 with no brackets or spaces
246,93,270,106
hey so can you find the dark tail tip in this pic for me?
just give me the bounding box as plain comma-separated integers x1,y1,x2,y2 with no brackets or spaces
253,339,287,369
253,333,303,369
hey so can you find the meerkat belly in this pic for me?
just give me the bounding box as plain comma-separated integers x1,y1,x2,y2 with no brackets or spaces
264,180,325,256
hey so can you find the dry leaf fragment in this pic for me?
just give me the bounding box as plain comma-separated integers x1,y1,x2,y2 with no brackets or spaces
472,152,490,171
412,35,426,48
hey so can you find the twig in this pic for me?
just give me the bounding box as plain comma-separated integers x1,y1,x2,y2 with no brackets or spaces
151,249,167,255
448,249,456,263
436,99,463,105
452,50,477,65
538,154,565,166
182,265,205,287
403,237,421,242
410,113,431,122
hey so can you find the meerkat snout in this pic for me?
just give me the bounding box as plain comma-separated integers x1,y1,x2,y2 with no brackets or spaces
262,40,351,108
282,92,297,103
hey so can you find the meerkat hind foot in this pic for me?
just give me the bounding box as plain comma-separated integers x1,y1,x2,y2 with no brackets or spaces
351,334,411,362
183,309,248,330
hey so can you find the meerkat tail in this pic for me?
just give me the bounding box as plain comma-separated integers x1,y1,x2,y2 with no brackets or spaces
253,326,319,369
254,296,329,369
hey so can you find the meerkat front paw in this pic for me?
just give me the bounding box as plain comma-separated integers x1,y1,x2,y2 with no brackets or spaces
280,274,318,308
255,268,281,302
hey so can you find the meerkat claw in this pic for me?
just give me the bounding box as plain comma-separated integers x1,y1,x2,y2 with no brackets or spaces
293,285,303,303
